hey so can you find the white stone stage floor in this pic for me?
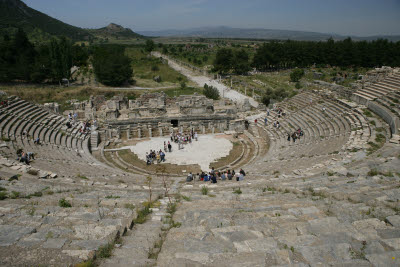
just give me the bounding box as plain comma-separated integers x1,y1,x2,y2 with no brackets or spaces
121,134,233,171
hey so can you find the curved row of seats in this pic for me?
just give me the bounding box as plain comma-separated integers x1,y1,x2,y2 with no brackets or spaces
352,71,400,143
0,96,131,179
353,72,400,101
245,92,372,174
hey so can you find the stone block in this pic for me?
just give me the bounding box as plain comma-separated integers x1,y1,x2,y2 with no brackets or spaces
0,225,36,246
233,238,277,252
386,215,400,227
70,239,107,250
377,229,400,239
42,238,67,249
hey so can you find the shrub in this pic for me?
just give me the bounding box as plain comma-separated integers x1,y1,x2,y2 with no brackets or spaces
170,220,182,228
134,204,152,224
363,109,373,117
97,243,114,258
77,174,88,180
375,133,386,143
10,191,20,199
59,198,72,208
31,191,43,197
167,203,177,214
367,169,378,176
201,186,209,195
8,175,19,181
181,195,191,201
180,82,186,89
203,84,220,100
75,260,95,267
0,192,7,200
290,68,305,82
261,88,289,106
105,195,120,199
233,188,242,194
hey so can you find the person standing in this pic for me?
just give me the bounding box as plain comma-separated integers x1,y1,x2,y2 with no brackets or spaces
168,142,172,152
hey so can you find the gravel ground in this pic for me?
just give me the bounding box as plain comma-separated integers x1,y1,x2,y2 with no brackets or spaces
121,134,233,171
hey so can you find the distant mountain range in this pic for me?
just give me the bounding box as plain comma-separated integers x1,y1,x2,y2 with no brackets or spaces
138,26,400,42
0,0,142,41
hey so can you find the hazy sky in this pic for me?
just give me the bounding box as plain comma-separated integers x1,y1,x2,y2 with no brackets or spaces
24,0,400,36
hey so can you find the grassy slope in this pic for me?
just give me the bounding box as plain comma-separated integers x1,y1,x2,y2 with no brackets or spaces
125,47,189,88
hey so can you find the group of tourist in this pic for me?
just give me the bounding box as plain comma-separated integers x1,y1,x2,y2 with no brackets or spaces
66,113,96,134
261,106,286,130
287,128,304,142
145,130,200,165
273,121,280,128
170,131,198,150
68,112,78,122
78,120,92,133
16,149,34,165
146,149,166,165
186,167,246,183
275,107,285,118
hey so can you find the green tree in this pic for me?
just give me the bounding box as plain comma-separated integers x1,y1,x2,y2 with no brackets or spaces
145,39,155,53
12,28,36,81
162,46,168,54
0,33,14,82
203,84,220,100
92,45,133,86
290,68,305,82
233,49,251,74
213,48,233,74
49,37,73,83
72,45,89,67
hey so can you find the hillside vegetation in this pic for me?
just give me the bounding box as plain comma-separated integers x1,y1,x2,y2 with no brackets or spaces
0,0,89,41
0,0,143,42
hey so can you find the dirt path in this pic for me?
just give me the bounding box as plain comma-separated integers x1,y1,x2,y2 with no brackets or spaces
152,52,259,107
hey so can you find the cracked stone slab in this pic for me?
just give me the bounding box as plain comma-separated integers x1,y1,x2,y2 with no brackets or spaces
233,238,277,252
42,238,67,249
0,225,36,246
386,215,400,228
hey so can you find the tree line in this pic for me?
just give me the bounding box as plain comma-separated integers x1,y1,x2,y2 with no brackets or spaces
0,28,135,86
214,38,400,74
0,29,88,83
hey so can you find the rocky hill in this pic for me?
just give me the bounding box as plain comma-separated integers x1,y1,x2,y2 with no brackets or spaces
89,23,143,39
0,0,90,40
0,0,142,41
